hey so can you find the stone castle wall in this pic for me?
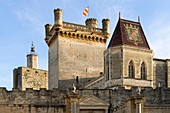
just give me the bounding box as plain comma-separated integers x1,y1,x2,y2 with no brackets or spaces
79,86,170,113
57,35,106,89
153,59,167,88
48,38,58,89
0,88,66,113
104,46,123,80
0,87,170,113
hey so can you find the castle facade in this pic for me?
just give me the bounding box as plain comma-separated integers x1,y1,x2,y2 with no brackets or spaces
2,8,170,113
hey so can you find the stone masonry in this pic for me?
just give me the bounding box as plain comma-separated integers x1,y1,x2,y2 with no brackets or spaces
13,67,48,90
45,8,110,89
8,7,170,113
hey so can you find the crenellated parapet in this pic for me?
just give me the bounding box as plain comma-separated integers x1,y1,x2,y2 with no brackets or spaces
0,87,66,105
45,8,110,46
63,21,102,33
45,22,109,46
1,87,170,112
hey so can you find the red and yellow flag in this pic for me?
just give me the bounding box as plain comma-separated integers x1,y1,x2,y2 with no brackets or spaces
82,6,89,16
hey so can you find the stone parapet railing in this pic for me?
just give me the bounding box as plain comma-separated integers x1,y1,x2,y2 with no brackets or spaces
63,21,103,34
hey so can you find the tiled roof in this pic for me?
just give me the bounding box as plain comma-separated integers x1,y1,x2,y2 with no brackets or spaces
108,18,150,49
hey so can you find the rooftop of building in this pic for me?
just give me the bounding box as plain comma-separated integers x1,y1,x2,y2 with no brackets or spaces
108,18,150,49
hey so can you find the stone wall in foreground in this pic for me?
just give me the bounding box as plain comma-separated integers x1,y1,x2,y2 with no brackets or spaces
0,88,66,113
1,87,170,113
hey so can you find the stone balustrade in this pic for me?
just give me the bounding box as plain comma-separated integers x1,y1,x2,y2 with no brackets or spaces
63,21,103,33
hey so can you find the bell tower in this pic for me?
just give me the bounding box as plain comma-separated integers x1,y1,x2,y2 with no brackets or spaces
27,42,38,69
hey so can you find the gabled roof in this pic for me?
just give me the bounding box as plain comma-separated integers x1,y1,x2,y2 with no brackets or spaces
108,18,150,49
80,95,109,107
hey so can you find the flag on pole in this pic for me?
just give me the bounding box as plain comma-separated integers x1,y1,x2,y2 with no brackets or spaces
82,6,89,16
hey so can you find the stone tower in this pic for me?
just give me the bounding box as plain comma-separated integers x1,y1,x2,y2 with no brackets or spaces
27,42,38,69
45,8,110,89
104,18,154,89
13,43,48,90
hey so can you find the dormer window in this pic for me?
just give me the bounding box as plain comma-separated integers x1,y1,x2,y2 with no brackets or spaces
140,62,146,79
128,60,134,78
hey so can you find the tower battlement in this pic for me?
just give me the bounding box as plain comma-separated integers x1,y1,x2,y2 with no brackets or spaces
45,21,108,45
45,8,110,46
85,18,98,28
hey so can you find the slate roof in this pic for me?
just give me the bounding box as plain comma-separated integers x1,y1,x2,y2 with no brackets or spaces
108,18,150,49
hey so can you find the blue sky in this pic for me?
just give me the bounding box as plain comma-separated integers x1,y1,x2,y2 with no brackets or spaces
0,0,170,90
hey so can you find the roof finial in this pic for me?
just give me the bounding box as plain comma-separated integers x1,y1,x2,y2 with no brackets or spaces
119,12,121,19
138,16,140,23
31,41,35,52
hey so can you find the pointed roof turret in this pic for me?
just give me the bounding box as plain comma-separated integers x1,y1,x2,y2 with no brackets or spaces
31,41,35,53
108,18,150,49
27,42,38,69
28,41,37,55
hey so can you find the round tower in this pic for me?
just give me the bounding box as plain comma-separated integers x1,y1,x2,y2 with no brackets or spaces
45,24,52,36
27,42,38,69
85,18,98,28
102,18,110,35
45,24,52,41
54,8,62,28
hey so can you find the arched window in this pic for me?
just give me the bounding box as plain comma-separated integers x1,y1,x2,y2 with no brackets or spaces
128,60,135,78
140,62,147,79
